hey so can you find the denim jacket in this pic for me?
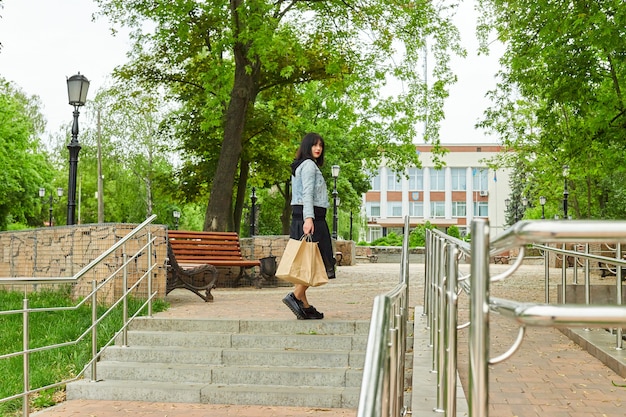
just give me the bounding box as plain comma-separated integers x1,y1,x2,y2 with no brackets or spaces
291,159,329,219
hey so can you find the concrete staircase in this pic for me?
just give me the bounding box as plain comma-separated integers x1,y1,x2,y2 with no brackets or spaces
67,317,386,408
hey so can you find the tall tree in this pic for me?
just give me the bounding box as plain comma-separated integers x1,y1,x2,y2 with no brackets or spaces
0,78,54,229
477,0,626,218
95,0,461,231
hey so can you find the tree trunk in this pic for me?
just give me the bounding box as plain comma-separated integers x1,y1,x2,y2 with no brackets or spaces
280,180,291,234
203,38,259,232
233,159,250,234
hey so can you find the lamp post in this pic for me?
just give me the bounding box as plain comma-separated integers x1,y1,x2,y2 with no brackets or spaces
540,196,546,219
173,210,181,230
66,73,90,225
505,198,511,223
562,165,569,219
331,165,340,239
39,187,64,227
250,187,257,236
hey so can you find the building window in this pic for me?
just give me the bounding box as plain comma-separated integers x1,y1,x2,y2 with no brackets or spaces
472,168,488,191
474,201,489,217
452,201,466,217
451,168,467,191
409,201,424,217
367,202,380,217
369,169,381,191
387,170,402,191
408,168,423,190
430,169,445,191
387,202,402,217
369,226,382,242
430,201,445,217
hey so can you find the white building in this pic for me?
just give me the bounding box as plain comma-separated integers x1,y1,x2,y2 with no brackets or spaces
362,143,511,241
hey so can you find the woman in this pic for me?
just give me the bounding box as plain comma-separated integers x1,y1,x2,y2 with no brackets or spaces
282,132,336,320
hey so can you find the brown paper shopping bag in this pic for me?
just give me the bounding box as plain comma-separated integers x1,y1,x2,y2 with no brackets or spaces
276,235,329,287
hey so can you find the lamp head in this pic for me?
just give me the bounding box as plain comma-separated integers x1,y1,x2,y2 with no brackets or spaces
67,73,90,106
504,198,510,207
522,197,528,207
331,165,340,178
173,210,181,219
562,164,569,178
540,196,546,206
39,187,45,198
57,187,64,197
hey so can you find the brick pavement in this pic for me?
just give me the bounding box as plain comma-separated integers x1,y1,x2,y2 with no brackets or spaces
32,263,626,417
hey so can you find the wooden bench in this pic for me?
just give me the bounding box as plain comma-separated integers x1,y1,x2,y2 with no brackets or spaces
166,244,218,302
166,231,262,302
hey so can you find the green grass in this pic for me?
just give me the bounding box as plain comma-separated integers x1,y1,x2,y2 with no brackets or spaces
0,286,168,416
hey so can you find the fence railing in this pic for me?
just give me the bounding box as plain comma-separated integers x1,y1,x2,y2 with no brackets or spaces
0,215,159,417
357,216,411,417
425,219,626,417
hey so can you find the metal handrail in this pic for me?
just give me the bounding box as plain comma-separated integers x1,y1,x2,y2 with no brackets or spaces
0,215,158,417
357,216,410,417
424,218,626,417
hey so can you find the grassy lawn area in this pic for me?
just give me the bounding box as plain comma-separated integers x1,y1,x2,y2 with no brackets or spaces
0,287,168,416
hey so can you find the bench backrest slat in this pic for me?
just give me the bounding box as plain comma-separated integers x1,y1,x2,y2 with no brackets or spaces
167,230,258,266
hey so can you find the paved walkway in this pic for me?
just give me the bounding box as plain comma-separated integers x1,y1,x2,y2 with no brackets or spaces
32,263,626,417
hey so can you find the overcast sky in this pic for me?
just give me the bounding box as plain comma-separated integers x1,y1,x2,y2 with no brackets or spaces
0,0,503,144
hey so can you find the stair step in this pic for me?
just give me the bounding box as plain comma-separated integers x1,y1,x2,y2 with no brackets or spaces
68,318,378,408
123,330,367,351
68,379,361,408
93,361,364,386
201,384,361,408
130,317,370,335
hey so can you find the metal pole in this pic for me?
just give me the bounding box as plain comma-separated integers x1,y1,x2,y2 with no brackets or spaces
469,219,490,417
349,212,353,241
563,178,569,220
250,187,257,236
97,108,104,223
332,177,338,239
67,106,82,225
48,195,54,227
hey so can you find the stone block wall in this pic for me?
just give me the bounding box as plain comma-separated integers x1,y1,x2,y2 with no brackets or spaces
0,224,168,303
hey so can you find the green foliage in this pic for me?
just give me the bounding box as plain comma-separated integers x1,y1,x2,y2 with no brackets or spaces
371,232,403,247
477,0,626,219
94,0,463,231
446,225,460,239
0,78,55,230
0,288,168,415
409,221,435,247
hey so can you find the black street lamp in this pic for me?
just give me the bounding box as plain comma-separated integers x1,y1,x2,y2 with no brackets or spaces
540,196,546,219
39,187,64,227
66,73,90,225
331,165,340,239
173,210,181,230
562,165,569,219
504,198,511,222
250,187,257,236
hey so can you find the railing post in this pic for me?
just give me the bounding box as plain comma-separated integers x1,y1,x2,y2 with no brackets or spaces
616,243,623,350
444,242,458,417
561,243,567,304
148,231,153,317
469,219,490,417
91,279,98,382
543,244,544,304
435,242,446,413
122,251,129,347
22,298,30,417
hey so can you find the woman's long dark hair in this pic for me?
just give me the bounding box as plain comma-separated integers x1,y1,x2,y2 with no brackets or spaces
295,133,325,167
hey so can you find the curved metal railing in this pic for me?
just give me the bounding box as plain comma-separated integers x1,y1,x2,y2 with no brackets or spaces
357,216,411,417
425,219,626,417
